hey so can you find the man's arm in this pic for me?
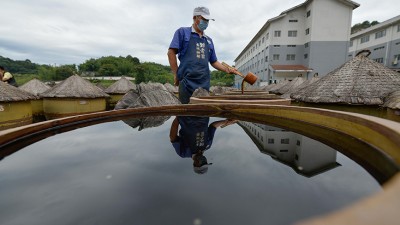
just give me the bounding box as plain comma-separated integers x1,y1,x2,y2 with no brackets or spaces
170,117,179,142
211,61,237,74
210,119,238,128
167,48,179,86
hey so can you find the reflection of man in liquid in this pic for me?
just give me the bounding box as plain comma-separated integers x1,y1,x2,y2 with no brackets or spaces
170,116,237,174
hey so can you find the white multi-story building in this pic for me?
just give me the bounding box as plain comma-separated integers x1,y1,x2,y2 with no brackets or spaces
234,0,359,88
348,15,400,72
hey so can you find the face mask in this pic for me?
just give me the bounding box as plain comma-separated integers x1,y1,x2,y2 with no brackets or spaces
198,19,208,31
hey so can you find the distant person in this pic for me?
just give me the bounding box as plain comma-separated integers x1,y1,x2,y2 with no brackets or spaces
170,116,237,174
167,6,236,104
0,66,18,87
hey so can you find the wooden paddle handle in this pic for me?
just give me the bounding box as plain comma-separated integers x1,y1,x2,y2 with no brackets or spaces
221,62,245,78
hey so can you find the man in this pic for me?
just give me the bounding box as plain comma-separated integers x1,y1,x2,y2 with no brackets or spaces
170,116,237,174
167,6,236,104
0,66,18,87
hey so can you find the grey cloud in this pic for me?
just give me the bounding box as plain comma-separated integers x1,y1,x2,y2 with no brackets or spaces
0,0,398,66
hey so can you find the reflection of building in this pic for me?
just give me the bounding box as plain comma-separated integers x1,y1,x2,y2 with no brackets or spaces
239,121,340,177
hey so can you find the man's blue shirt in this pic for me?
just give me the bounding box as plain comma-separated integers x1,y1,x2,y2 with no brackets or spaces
169,26,217,63
172,124,217,158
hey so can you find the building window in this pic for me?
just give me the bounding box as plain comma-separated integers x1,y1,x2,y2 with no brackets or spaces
274,45,280,47
286,54,296,61
393,55,400,65
274,30,281,37
305,42,309,48
288,45,296,47
374,58,384,63
306,10,311,17
398,24,400,32
296,140,301,146
281,138,290,144
280,150,289,152
348,54,353,58
265,56,268,62
304,54,308,59
266,33,269,40
349,40,353,47
262,37,265,43
360,35,370,43
305,28,310,35
375,30,386,39
374,46,385,51
289,19,298,22
268,138,274,144
288,30,297,37
273,54,280,60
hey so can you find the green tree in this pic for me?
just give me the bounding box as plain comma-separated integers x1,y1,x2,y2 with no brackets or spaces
55,65,75,80
135,66,146,84
0,56,38,74
126,55,140,64
38,65,56,81
79,58,99,72
371,20,379,26
351,20,380,34
98,64,119,76
211,70,234,86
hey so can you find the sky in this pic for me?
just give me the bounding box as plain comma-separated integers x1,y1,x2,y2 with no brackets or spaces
0,0,398,67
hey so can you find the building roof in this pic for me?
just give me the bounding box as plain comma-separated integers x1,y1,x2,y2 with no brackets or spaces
266,80,290,92
281,0,359,16
291,52,400,105
19,78,50,96
104,76,136,94
0,81,36,102
383,91,400,110
274,76,306,95
270,64,313,72
235,0,360,62
40,75,109,98
350,15,400,39
283,76,320,98
164,83,178,93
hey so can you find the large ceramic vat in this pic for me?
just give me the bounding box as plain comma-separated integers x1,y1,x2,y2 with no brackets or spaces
0,104,399,225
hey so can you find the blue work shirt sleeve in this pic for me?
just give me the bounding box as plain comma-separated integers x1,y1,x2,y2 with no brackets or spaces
169,27,190,60
169,28,183,50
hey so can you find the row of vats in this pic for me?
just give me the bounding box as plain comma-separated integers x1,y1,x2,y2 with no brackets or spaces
0,76,132,130
1,52,399,130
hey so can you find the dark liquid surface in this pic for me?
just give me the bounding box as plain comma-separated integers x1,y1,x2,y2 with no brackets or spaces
0,116,380,225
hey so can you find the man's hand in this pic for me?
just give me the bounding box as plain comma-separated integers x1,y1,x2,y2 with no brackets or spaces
220,119,238,128
211,119,238,128
225,66,238,75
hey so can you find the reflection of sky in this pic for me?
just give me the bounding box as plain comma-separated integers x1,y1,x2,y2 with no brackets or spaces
0,117,380,225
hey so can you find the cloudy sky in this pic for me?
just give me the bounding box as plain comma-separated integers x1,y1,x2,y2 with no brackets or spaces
0,0,398,67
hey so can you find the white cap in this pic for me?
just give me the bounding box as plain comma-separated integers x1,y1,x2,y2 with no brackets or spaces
193,6,215,21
